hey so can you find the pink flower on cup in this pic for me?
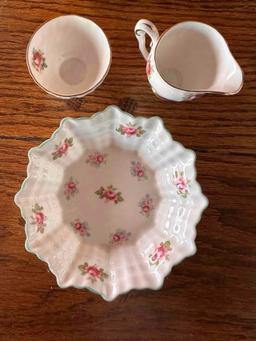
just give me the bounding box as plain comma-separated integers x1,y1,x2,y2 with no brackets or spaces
95,185,124,204
138,194,154,217
31,203,46,233
116,123,145,137
174,170,191,198
78,262,108,282
130,161,148,181
52,137,73,160
110,229,132,245
86,151,107,167
32,48,47,72
71,219,90,237
64,177,78,200
149,241,172,266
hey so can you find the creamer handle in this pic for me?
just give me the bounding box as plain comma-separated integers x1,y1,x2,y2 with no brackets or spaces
134,19,159,60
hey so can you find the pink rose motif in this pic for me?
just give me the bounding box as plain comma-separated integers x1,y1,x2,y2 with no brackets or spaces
87,265,100,278
113,234,121,242
59,142,69,155
33,51,42,67
151,245,165,262
175,176,187,191
68,181,76,190
96,155,104,163
122,126,137,136
104,190,116,200
146,59,151,76
35,212,44,225
142,204,150,213
74,222,82,231
149,241,172,266
137,169,144,177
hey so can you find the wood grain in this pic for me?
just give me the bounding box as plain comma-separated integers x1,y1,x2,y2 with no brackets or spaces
0,1,256,340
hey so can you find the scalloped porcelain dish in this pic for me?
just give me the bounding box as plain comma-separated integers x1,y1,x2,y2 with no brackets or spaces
15,105,208,301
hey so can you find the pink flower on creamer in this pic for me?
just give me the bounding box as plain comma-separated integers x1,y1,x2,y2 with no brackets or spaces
149,241,172,266
146,59,151,77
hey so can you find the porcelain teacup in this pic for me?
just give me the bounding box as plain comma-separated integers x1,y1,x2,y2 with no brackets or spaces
27,15,111,98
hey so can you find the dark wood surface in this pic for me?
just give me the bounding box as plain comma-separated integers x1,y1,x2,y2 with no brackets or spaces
0,1,256,340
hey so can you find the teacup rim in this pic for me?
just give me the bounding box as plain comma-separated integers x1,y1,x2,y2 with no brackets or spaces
26,14,112,98
153,20,244,95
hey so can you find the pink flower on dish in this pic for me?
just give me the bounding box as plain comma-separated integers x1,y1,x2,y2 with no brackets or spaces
138,194,154,217
110,229,132,245
78,262,108,282
52,137,73,160
174,170,191,198
149,241,172,266
116,123,145,137
31,203,46,233
64,177,78,200
86,151,107,167
130,161,148,181
95,185,124,204
71,219,90,237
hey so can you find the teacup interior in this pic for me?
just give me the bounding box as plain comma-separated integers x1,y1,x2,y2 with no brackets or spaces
155,23,222,91
27,15,111,97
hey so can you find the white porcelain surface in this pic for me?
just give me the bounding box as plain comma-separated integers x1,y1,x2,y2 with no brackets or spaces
27,15,111,98
135,20,243,101
15,105,208,301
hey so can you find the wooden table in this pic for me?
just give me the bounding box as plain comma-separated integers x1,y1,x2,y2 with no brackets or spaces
1,1,255,340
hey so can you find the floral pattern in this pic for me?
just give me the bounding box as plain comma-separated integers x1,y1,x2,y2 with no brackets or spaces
52,137,73,160
149,241,172,266
116,123,145,137
71,219,90,237
109,229,132,245
86,151,107,167
130,161,148,181
138,194,154,217
146,58,153,78
174,170,191,198
32,48,47,72
64,177,78,200
78,262,108,282
95,185,124,204
30,203,46,233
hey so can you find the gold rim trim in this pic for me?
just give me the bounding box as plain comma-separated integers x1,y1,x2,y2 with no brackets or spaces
26,15,112,99
153,21,244,95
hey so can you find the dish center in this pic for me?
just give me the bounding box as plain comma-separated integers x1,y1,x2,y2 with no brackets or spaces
58,144,160,247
